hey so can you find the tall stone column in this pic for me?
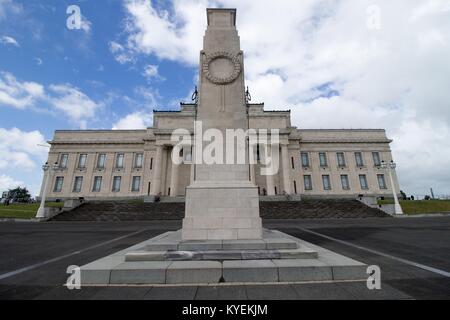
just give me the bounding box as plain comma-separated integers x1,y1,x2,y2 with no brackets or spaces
262,144,275,196
281,144,292,194
169,147,180,197
182,8,262,241
150,145,164,196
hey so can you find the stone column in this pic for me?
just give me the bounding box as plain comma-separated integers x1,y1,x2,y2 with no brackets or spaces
150,145,163,195
264,144,276,196
169,147,180,197
281,144,292,194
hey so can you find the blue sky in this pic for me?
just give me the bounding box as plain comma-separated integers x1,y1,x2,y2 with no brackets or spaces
1,0,450,197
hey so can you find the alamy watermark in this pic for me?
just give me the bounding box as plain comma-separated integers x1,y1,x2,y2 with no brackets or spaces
171,121,280,176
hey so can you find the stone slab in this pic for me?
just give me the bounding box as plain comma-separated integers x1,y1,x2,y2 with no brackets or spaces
222,240,266,250
80,256,124,285
272,259,333,282
166,261,222,284
110,261,171,284
223,260,278,283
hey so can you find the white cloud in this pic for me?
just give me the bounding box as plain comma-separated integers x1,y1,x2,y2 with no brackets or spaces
34,57,43,66
48,84,100,127
112,111,152,130
0,127,47,171
0,0,22,20
0,72,45,109
116,0,450,195
142,64,162,80
109,41,135,64
0,71,100,128
0,35,19,47
0,174,24,192
80,14,92,33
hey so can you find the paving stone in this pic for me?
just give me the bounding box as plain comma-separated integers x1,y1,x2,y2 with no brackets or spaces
279,248,318,259
264,238,298,250
195,286,247,300
272,259,333,282
222,240,266,250
223,260,278,283
125,251,166,262
245,284,299,300
166,261,222,284
291,283,355,300
144,286,198,300
178,240,222,251
110,261,171,284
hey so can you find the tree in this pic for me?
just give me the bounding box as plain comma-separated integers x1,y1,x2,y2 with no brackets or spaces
8,187,31,203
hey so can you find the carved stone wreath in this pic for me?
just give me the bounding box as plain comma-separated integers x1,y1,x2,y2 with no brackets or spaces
202,51,241,85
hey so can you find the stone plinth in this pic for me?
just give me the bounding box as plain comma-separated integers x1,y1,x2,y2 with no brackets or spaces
183,181,262,240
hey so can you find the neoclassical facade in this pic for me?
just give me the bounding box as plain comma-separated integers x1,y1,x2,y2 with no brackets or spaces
41,102,399,201
41,9,400,202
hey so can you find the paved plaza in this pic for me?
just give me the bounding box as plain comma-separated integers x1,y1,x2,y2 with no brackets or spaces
0,217,449,300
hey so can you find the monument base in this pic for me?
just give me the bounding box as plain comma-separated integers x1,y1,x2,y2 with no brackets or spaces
182,181,262,241
79,229,367,285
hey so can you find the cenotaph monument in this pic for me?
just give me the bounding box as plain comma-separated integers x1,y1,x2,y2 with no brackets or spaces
182,8,262,241
79,9,367,286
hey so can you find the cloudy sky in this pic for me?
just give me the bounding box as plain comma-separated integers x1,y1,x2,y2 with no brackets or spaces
0,0,449,197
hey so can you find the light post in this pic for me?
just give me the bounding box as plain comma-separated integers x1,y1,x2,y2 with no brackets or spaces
381,160,403,215
36,162,59,219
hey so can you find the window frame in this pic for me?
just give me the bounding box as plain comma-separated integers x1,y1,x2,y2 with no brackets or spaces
359,174,369,190
73,176,83,193
112,176,122,192
53,177,64,193
377,174,387,190
322,175,332,191
337,152,346,167
96,154,106,170
301,152,310,168
131,176,141,192
319,152,328,167
340,175,350,190
92,176,103,192
303,175,313,191
115,153,125,169
355,152,364,167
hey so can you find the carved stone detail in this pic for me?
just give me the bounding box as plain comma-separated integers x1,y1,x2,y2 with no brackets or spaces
202,51,242,85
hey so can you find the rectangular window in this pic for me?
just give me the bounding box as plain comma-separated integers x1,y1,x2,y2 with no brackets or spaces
54,177,64,192
134,153,143,168
115,154,124,169
341,175,350,190
92,176,102,192
73,177,83,193
96,154,106,169
337,152,346,167
372,152,381,167
78,154,87,169
303,175,313,191
377,174,387,189
132,176,141,192
294,180,297,194
301,152,310,167
319,153,328,167
112,176,121,192
291,157,295,169
150,158,153,170
355,152,364,167
359,175,369,190
59,154,69,169
322,175,332,190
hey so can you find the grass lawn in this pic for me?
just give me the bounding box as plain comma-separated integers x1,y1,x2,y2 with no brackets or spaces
0,202,64,219
378,200,450,215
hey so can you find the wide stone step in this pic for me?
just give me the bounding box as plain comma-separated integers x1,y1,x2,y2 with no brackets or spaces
52,199,389,221
125,248,318,262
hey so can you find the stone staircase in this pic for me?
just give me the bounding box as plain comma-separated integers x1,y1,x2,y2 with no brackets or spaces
51,199,389,221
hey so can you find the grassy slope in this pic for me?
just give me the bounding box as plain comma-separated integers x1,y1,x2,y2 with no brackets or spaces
378,200,450,215
0,202,64,219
